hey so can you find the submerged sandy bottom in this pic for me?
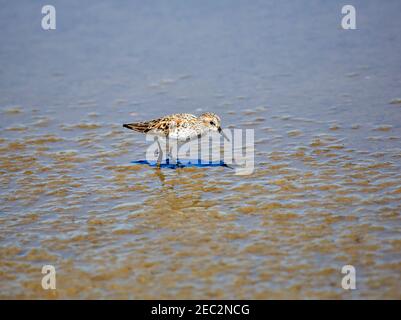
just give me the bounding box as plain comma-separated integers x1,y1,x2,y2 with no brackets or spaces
0,103,400,299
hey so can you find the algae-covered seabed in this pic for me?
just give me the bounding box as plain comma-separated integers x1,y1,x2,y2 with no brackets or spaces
0,0,400,299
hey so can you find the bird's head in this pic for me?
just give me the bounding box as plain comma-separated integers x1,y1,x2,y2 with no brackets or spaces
199,112,229,141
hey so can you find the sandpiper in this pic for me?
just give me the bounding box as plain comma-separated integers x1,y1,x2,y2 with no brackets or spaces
123,112,229,166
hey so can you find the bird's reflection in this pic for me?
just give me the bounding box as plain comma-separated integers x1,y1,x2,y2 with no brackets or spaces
151,167,205,212
154,167,166,185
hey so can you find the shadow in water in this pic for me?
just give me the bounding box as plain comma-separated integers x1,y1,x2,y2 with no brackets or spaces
131,159,233,169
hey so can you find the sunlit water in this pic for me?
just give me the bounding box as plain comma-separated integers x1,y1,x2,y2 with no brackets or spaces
1,0,400,299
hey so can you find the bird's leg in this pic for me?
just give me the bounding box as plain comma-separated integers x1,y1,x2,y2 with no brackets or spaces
176,141,183,166
173,141,185,167
168,138,180,165
165,139,170,165
168,145,177,165
156,138,163,168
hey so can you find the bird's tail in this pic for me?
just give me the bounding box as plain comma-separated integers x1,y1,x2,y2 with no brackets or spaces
123,122,151,133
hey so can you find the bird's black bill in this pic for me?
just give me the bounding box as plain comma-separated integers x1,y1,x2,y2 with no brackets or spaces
218,127,230,141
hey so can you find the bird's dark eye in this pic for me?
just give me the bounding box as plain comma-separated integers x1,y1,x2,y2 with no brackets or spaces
210,121,215,126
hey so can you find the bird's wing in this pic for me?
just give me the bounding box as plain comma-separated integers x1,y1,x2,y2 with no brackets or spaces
123,113,197,136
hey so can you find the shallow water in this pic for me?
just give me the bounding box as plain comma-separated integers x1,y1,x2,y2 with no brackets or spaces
0,0,401,299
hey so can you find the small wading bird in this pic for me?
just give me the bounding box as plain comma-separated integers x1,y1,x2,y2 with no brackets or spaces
123,112,229,167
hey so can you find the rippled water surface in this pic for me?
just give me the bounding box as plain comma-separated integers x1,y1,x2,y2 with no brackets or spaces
1,0,401,299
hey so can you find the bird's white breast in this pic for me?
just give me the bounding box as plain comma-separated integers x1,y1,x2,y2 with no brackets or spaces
168,127,201,141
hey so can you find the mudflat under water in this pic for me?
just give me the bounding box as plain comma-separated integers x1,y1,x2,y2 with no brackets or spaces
0,1,400,299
